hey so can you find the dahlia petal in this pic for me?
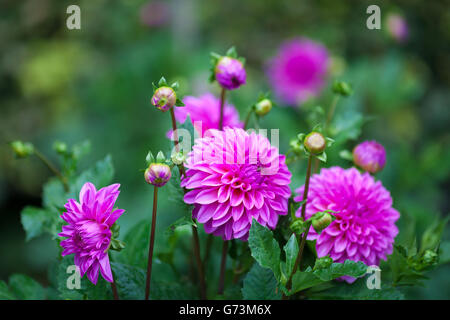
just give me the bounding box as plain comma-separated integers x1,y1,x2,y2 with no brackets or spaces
99,254,113,283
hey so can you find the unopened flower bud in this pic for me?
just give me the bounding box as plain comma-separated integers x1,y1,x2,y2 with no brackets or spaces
171,151,186,165
332,81,353,97
254,99,272,116
314,256,333,270
353,140,386,174
311,211,333,233
10,141,34,158
304,132,326,154
290,218,306,234
151,86,177,112
215,56,246,90
145,163,171,187
421,249,438,266
53,141,68,154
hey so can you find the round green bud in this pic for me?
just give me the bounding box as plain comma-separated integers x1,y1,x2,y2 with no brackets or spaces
254,99,272,116
53,141,68,154
332,81,353,97
311,212,333,233
10,141,34,158
422,249,438,266
171,151,186,165
314,256,333,269
304,132,326,154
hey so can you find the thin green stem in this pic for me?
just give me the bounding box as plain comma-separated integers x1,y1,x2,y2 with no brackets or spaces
218,88,226,130
34,149,69,191
243,108,253,130
145,186,158,300
109,252,119,300
169,107,207,299
325,95,340,133
217,240,229,295
283,154,315,298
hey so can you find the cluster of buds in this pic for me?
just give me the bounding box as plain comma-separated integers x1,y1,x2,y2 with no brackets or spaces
10,140,34,158
151,77,184,112
210,47,246,90
290,130,334,162
144,151,172,187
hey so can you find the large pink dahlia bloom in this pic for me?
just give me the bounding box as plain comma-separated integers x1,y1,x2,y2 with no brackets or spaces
58,182,125,284
267,38,329,106
295,167,399,282
172,93,243,137
181,127,291,240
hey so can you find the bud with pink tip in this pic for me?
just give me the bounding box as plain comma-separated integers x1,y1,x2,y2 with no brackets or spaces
210,47,246,90
145,163,171,187
150,77,184,112
353,140,386,174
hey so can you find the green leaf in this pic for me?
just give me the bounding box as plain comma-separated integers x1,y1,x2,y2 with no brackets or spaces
21,206,53,241
291,260,368,293
308,278,405,300
111,262,145,300
56,256,112,300
43,178,67,210
117,220,150,269
8,274,46,300
70,154,115,196
242,264,281,300
282,234,299,281
316,151,327,163
421,216,449,252
226,46,238,58
0,281,16,300
248,220,281,280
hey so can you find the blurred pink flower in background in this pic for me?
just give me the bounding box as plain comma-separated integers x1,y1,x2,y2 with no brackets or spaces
267,38,329,106
139,1,170,28
182,127,291,241
386,13,409,43
295,167,399,283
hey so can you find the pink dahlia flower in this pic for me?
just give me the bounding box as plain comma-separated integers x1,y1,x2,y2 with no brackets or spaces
172,93,243,137
181,127,291,240
58,182,125,284
295,167,399,283
267,38,329,105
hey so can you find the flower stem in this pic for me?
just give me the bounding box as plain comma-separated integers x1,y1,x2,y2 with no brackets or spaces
169,107,207,299
170,108,181,153
110,280,119,300
34,149,69,191
243,108,253,130
218,88,226,130
283,154,314,298
145,186,158,300
192,224,207,299
217,240,229,295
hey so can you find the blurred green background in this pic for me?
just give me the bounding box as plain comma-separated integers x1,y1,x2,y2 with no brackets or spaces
0,0,449,299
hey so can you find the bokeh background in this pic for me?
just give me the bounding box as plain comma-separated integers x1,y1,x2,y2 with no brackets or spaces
0,0,449,298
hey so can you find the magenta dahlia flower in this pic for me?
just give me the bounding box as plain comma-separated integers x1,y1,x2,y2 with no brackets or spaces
181,127,291,240
353,140,386,174
58,182,125,284
215,57,246,90
172,93,243,137
295,167,399,283
267,38,329,105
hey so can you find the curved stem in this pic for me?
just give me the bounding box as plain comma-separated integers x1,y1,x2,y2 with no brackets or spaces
217,240,229,295
145,186,158,300
325,95,340,131
218,88,226,130
243,108,253,130
34,149,69,191
170,108,180,153
301,154,313,220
